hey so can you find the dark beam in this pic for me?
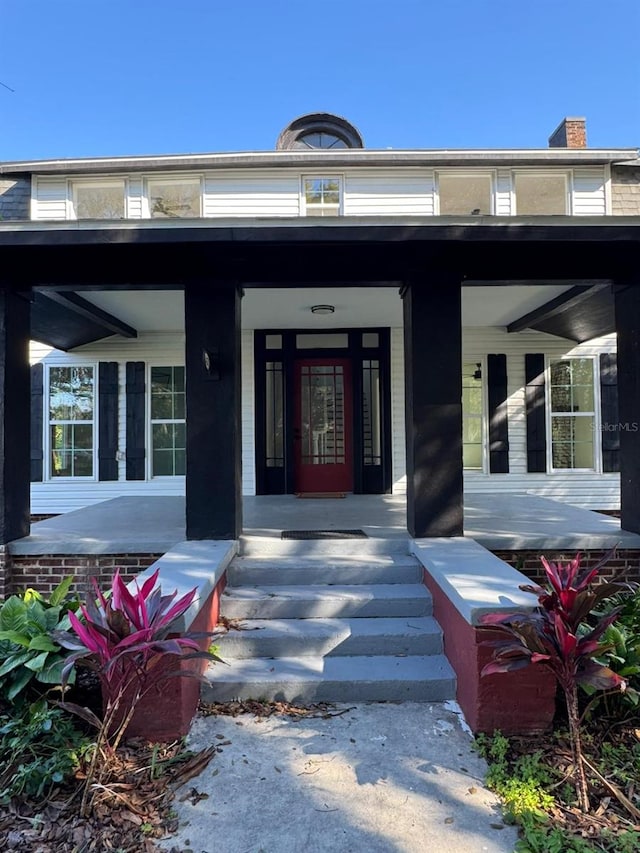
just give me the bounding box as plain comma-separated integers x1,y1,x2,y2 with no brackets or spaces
507,284,610,334
41,291,137,338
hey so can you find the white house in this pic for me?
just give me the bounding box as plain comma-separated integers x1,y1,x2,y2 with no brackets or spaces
1,112,639,542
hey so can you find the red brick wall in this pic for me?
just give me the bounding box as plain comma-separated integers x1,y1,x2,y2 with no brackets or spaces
493,549,640,585
7,554,163,597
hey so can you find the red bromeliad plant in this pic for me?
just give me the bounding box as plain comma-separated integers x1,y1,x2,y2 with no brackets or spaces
480,548,627,813
53,568,222,815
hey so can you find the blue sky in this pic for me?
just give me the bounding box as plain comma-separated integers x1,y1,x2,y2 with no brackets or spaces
1,0,639,160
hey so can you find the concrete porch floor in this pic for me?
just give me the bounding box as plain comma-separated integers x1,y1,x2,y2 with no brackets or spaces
9,493,640,555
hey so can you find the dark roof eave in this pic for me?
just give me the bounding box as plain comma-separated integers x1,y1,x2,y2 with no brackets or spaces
1,216,640,247
0,148,638,176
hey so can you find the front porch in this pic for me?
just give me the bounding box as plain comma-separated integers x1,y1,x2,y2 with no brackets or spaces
8,491,640,558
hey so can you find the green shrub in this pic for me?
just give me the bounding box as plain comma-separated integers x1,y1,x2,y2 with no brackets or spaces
0,698,89,803
0,577,79,703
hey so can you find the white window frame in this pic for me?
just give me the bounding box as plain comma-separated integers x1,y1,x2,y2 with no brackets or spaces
300,175,343,216
143,175,203,219
512,171,571,216
462,357,489,473
45,361,98,481
435,171,496,216
545,355,601,473
69,178,127,220
147,363,186,480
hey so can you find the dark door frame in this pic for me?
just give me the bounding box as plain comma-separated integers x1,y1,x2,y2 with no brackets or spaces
254,328,392,496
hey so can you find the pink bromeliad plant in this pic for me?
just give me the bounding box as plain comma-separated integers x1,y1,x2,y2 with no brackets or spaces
53,568,222,815
480,548,627,813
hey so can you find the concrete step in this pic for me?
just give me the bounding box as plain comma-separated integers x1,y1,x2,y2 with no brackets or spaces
218,616,443,659
220,583,432,620
239,536,411,558
203,654,456,704
227,554,422,586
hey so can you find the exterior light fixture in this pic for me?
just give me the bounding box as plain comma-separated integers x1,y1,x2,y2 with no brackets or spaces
310,304,335,315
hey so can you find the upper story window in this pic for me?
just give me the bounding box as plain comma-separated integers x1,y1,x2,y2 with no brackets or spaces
438,173,493,215
514,173,568,215
147,178,201,218
302,177,342,216
277,113,364,150
47,365,95,478
462,361,485,470
72,181,125,219
548,357,596,470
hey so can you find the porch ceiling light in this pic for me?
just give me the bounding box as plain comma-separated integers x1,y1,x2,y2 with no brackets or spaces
310,304,335,315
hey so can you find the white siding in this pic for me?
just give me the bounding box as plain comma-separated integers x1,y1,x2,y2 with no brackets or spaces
572,168,607,216
495,170,512,216
241,331,256,495
390,328,406,493
127,177,143,218
33,178,68,220
344,170,435,216
462,328,618,509
204,171,300,217
30,333,186,514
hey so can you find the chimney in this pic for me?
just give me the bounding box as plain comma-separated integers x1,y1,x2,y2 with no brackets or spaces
548,117,587,148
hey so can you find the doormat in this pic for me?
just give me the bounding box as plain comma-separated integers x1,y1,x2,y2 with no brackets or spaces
295,492,346,499
281,529,368,540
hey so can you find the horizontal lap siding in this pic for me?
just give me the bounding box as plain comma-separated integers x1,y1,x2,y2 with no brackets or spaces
344,171,434,216
29,334,186,514
495,171,512,216
127,177,143,218
241,331,256,495
462,328,619,509
204,172,299,217
33,178,67,220
572,169,606,215
390,328,406,493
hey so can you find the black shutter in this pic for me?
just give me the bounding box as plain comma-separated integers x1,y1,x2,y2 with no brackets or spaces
600,352,619,473
98,362,119,481
126,362,146,480
30,363,44,482
487,354,509,473
525,353,547,473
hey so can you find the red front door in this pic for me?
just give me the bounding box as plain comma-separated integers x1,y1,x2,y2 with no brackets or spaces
294,359,353,493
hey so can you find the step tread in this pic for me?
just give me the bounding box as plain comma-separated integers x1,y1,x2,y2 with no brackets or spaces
218,615,440,638
207,653,455,682
222,583,430,601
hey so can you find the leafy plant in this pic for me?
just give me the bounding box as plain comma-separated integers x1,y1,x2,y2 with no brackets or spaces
53,568,223,816
480,550,627,812
0,697,89,803
0,577,79,703
588,586,640,714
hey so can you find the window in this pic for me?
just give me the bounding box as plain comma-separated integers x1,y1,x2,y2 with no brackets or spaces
515,173,568,215
462,361,484,470
147,179,201,218
48,365,95,478
72,181,125,219
302,177,342,216
294,132,349,149
150,367,185,476
548,358,596,470
438,174,493,215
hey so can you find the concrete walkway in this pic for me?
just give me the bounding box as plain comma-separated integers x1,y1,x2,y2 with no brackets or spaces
160,701,518,853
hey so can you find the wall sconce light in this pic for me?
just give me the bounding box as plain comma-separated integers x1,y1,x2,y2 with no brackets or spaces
310,304,335,315
202,347,220,380
473,363,482,381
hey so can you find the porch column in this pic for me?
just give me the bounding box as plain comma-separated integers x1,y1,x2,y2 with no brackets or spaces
185,283,242,540
0,288,31,544
403,273,463,538
614,285,640,534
